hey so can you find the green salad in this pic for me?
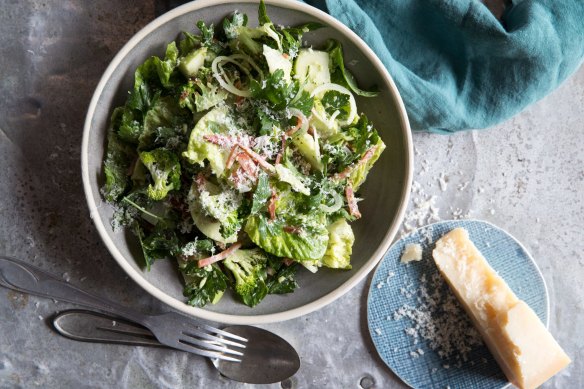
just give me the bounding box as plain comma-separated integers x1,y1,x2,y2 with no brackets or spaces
101,1,386,308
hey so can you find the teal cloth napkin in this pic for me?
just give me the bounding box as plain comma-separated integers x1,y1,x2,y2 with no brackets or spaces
306,0,584,133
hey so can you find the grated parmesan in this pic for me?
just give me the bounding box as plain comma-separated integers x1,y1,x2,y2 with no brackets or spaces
393,271,483,364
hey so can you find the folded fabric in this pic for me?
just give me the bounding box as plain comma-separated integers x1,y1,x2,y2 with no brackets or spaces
305,0,584,133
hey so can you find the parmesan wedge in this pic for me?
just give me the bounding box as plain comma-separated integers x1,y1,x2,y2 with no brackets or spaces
432,228,571,389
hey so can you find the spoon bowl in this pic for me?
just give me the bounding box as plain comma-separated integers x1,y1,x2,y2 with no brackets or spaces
215,325,300,384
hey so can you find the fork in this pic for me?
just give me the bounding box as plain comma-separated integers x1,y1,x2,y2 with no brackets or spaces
0,256,246,362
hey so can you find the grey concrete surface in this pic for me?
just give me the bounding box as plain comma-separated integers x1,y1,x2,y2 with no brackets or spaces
0,1,582,388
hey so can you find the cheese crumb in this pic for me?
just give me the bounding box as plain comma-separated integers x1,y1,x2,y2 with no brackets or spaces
400,243,423,263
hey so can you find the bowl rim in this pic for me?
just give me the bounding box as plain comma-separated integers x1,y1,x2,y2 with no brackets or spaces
81,0,413,324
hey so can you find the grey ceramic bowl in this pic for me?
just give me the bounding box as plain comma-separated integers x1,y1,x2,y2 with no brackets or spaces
82,0,413,324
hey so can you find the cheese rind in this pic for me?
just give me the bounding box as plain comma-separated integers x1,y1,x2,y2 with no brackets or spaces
432,228,571,389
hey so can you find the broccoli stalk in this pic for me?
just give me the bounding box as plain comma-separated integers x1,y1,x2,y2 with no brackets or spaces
139,148,181,200
223,249,268,307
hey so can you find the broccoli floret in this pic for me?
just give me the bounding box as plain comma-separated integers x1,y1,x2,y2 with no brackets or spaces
223,249,268,307
139,148,181,200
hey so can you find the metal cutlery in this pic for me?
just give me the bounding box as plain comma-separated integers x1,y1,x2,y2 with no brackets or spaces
0,255,245,361
52,309,301,384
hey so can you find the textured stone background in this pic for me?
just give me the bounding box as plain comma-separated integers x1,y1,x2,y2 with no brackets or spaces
0,1,582,388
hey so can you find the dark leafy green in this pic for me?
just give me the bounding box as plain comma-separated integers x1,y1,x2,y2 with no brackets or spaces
102,131,135,202
134,224,179,270
266,257,298,294
321,90,351,120
250,69,313,116
258,0,271,25
223,12,248,39
183,263,228,307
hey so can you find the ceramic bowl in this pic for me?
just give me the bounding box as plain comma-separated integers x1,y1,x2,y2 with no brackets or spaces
81,0,413,324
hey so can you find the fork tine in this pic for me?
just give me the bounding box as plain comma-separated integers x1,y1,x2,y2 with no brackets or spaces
178,334,244,357
173,341,242,362
197,323,247,342
183,329,247,349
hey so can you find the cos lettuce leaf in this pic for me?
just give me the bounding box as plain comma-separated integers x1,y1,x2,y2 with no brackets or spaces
349,138,385,190
346,116,386,190
182,106,231,176
250,172,272,215
245,213,329,261
321,218,354,269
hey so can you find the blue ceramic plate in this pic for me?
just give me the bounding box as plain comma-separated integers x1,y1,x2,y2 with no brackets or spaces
367,220,549,389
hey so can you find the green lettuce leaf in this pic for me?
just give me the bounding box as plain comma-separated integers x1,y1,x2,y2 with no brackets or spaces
182,106,231,176
187,180,241,243
139,96,189,150
245,213,329,261
345,116,386,190
321,218,354,269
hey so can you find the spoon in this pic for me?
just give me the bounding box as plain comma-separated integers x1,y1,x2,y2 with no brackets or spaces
52,309,300,384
